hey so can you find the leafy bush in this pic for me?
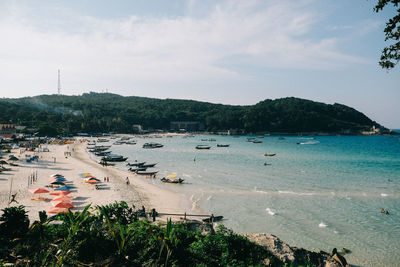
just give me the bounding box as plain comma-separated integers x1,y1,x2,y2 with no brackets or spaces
0,205,29,239
0,202,277,266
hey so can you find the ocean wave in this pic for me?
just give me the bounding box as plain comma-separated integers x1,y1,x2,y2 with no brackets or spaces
381,193,388,197
278,190,314,196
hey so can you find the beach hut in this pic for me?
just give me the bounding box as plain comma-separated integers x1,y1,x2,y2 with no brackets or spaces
52,201,74,208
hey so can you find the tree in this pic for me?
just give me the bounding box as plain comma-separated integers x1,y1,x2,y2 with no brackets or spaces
375,0,400,69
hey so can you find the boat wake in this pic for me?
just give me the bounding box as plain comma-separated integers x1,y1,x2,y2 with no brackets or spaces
266,208,276,216
318,222,328,228
298,141,320,145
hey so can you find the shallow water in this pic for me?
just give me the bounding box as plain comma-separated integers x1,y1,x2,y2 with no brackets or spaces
105,135,400,267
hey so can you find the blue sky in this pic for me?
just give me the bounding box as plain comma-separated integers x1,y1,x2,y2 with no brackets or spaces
0,0,399,128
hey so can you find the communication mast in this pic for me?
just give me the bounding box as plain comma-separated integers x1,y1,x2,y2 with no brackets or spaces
57,69,61,95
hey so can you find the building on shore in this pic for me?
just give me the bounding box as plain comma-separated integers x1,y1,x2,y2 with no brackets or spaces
0,124,16,139
170,121,204,132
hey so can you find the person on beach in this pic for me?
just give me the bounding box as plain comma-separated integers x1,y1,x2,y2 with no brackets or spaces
106,177,109,182
8,193,19,205
126,177,130,185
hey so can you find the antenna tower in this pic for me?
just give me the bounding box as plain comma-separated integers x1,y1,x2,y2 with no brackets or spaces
57,69,61,95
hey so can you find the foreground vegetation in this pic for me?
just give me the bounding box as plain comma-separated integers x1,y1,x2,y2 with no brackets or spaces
0,93,382,136
0,202,279,266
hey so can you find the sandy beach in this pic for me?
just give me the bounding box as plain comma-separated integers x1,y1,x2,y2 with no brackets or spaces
0,139,186,222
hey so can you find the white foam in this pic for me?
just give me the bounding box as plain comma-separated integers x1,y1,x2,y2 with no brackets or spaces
319,222,328,228
266,208,275,216
381,193,388,197
334,230,339,234
299,141,320,145
206,195,212,201
279,190,296,194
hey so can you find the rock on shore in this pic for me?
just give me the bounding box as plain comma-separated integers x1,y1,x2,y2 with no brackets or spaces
245,233,347,267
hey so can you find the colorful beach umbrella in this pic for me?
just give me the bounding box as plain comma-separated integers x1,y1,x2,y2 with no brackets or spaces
50,191,72,196
85,179,99,184
48,208,68,214
79,173,92,177
29,188,50,194
50,181,65,185
55,185,70,191
50,174,64,177
166,174,177,178
52,196,72,202
82,175,96,180
52,201,74,208
50,176,66,180
85,177,100,181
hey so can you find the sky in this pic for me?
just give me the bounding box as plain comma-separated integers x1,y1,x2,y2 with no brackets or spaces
0,0,399,128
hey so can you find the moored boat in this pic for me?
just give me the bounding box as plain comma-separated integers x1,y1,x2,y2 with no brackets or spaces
196,145,211,149
127,161,146,167
136,170,158,175
143,142,163,149
161,177,184,184
101,154,128,162
264,153,276,156
217,144,230,147
141,163,157,168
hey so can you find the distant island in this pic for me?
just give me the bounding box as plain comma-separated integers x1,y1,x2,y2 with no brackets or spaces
0,93,389,136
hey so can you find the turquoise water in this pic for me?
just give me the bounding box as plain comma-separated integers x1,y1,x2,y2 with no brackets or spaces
106,135,400,267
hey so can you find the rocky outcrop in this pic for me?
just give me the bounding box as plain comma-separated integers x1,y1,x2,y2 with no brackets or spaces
245,233,348,267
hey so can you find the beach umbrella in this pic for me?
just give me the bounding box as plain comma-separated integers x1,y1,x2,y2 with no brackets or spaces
166,174,177,178
55,185,70,191
85,179,99,184
29,188,50,200
82,175,96,179
50,177,66,181
8,156,18,161
52,196,72,202
52,201,74,208
79,173,92,177
29,188,50,194
0,160,8,166
48,208,68,214
51,173,64,177
85,177,100,181
50,191,72,196
49,178,66,183
50,181,65,185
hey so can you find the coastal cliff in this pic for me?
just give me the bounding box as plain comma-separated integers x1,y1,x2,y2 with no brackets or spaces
245,233,348,267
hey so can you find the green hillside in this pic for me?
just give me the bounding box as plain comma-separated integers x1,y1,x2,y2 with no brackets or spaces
0,93,383,135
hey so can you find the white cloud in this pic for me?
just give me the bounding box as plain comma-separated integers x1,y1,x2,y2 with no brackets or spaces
0,0,367,98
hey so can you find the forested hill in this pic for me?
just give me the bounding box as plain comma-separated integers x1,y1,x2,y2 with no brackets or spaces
0,93,383,135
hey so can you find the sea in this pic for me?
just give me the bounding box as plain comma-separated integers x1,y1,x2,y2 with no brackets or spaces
98,134,400,267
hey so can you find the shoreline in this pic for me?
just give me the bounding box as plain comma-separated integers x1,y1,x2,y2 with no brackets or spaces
0,139,194,222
